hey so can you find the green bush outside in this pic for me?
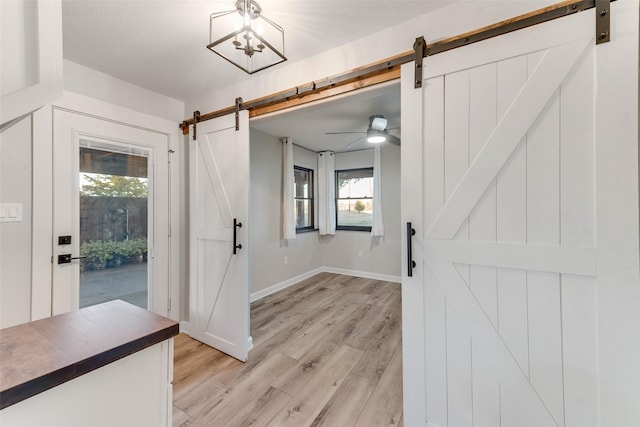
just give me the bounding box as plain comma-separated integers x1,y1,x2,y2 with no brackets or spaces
80,238,148,270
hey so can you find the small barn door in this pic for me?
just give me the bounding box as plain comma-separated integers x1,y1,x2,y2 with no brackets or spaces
401,4,639,427
189,111,250,362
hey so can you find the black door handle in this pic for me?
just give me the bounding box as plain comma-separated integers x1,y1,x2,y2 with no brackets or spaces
233,218,243,255
407,222,416,277
58,254,87,264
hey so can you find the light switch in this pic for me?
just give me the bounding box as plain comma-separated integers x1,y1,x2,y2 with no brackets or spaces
0,203,23,222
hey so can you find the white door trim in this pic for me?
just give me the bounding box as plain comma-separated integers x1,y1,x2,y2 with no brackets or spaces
51,109,167,315
32,91,181,321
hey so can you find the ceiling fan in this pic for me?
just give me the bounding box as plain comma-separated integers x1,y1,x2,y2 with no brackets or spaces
325,115,401,150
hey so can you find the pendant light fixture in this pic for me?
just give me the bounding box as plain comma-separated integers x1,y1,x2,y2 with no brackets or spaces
208,0,287,74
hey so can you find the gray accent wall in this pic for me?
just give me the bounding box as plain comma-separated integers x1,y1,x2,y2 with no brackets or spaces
320,146,401,278
249,129,323,295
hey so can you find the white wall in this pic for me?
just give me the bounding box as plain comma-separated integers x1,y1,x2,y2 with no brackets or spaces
0,117,33,327
0,0,580,325
183,1,571,303
185,1,556,116
64,61,184,122
1,47,185,327
1,0,62,125
249,127,401,298
0,0,38,97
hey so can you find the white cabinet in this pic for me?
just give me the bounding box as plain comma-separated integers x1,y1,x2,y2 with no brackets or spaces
0,340,174,427
0,301,178,427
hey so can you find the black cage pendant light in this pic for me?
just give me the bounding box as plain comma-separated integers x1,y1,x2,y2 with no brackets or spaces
208,0,287,74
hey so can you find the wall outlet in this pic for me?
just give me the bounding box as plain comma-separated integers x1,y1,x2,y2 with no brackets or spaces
284,255,288,264
358,250,364,258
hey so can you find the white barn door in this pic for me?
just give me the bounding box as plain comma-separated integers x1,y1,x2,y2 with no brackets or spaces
401,4,639,427
189,111,250,361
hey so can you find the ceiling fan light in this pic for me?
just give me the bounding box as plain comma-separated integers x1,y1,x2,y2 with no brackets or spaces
367,128,387,143
367,135,386,143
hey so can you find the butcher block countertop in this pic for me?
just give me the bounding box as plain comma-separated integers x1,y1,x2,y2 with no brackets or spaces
0,300,178,410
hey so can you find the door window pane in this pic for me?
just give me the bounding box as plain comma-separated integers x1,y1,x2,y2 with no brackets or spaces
78,146,149,309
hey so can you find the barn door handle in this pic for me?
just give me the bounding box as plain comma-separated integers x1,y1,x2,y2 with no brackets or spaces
407,222,416,277
233,218,243,255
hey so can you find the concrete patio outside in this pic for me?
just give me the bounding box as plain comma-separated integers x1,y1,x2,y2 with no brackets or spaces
80,262,148,309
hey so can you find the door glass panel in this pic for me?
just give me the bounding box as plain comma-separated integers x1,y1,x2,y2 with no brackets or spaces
78,145,149,309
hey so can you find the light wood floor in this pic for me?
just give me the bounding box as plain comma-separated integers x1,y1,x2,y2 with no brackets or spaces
172,272,402,427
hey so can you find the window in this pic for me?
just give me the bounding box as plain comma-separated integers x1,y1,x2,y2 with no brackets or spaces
294,166,314,232
336,168,373,231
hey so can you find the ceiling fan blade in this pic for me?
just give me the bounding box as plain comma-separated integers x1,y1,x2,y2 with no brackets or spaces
386,135,401,146
325,131,366,135
344,136,368,150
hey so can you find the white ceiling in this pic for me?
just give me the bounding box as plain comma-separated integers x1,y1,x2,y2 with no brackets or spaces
62,1,452,153
251,81,400,153
61,0,453,102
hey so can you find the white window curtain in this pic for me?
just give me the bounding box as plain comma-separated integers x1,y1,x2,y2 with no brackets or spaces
371,145,385,236
282,137,296,240
317,151,336,235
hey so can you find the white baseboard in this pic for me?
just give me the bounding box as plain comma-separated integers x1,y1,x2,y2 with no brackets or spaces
321,267,401,284
179,321,191,335
249,267,324,302
178,322,254,355
250,266,401,302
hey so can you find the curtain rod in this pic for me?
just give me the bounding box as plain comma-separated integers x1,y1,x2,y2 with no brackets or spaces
292,142,318,154
291,142,374,155
180,0,605,133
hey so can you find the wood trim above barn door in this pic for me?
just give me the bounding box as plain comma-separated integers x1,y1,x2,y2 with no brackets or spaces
180,54,405,135
179,0,609,134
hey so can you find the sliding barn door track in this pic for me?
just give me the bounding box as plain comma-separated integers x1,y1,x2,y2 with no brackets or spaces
180,0,611,137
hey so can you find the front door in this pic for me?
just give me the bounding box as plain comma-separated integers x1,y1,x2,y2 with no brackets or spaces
52,109,170,316
188,111,250,362
401,4,639,426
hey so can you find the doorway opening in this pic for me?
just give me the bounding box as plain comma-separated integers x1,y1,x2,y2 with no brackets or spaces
174,81,405,424
248,80,402,302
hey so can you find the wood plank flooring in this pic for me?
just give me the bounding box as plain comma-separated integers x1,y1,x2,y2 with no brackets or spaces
173,272,402,427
